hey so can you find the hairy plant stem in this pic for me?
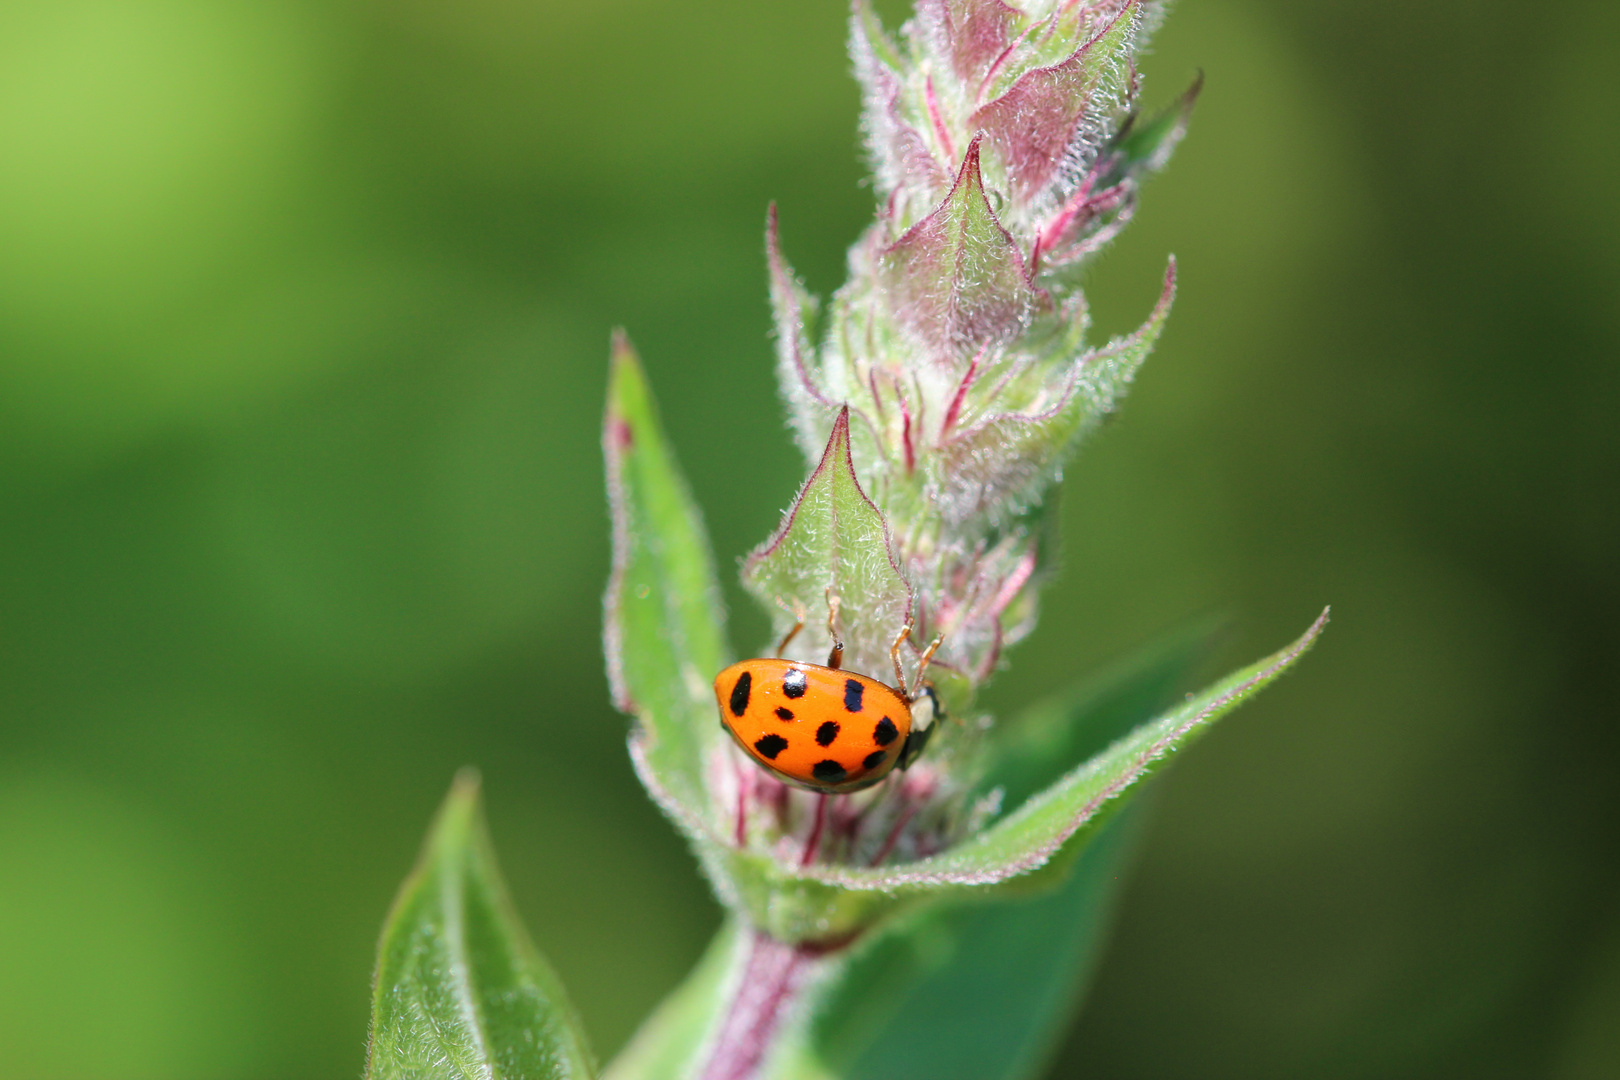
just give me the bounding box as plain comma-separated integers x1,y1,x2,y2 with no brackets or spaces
698,931,819,1080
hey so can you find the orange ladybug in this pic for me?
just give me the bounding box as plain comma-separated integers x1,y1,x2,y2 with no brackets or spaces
714,599,941,795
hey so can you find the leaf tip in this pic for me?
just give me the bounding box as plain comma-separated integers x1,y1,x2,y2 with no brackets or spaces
605,330,649,453
1299,605,1331,650
607,328,643,394
448,765,483,806
1184,68,1206,111
428,768,485,855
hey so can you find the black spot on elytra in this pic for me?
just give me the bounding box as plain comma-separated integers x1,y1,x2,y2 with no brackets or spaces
873,717,898,746
754,734,788,760
863,750,888,770
775,707,794,720
812,760,846,782
729,671,752,716
782,669,807,698
816,721,840,746
843,679,864,712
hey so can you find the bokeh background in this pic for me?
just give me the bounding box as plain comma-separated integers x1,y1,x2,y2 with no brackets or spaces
1,0,1615,1076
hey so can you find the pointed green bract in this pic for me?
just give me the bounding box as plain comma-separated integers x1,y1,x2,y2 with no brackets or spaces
742,407,913,679
767,207,836,464
604,332,732,842
934,259,1174,524
1100,72,1202,190
972,1,1142,210
877,138,1044,362
366,772,595,1080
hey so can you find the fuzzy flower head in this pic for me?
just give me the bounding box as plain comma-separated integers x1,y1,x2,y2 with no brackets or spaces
603,0,1322,948
767,0,1193,712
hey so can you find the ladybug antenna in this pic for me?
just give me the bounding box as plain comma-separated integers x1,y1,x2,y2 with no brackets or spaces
823,588,844,670
773,596,806,657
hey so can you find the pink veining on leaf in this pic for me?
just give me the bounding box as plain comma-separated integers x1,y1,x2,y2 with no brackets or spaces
1034,173,1128,268
940,342,989,438
852,4,949,200
878,137,1045,362
917,0,1026,88
923,74,957,163
766,204,834,410
601,330,642,717
951,255,1174,445
971,0,1139,208
930,258,1174,522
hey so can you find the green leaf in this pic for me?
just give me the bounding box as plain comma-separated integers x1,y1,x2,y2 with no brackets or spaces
742,406,913,679
603,331,731,844
970,0,1144,208
681,611,1323,944
784,608,1328,895
933,258,1174,525
850,0,903,75
604,615,1315,1076
1099,71,1203,192
366,771,595,1080
601,921,744,1080
982,614,1225,812
876,138,1044,361
767,205,835,465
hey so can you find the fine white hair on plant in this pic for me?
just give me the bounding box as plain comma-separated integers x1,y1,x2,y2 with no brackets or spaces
760,0,1198,720
599,0,1322,958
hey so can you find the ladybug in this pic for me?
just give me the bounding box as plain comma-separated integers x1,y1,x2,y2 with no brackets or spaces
714,598,942,795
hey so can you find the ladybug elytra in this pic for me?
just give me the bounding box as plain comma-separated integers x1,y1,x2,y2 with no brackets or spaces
714,597,941,795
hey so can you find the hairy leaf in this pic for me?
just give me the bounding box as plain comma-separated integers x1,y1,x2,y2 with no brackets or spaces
604,332,731,843
933,258,1174,525
768,205,836,463
788,608,1328,893
366,772,595,1080
971,1,1142,209
877,138,1044,362
602,922,745,1080
915,0,1024,89
743,407,913,679
692,611,1324,943
851,0,949,204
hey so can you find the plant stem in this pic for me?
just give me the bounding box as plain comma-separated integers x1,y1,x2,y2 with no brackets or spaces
698,930,815,1080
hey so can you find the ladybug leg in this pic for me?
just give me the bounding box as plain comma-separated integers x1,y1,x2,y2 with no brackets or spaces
888,621,915,695
773,597,806,657
914,635,943,685
824,588,845,670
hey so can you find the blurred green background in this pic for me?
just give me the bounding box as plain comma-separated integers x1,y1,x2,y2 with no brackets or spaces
1,0,1615,1076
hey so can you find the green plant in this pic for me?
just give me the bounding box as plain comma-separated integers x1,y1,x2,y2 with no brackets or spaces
364,2,1324,1077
